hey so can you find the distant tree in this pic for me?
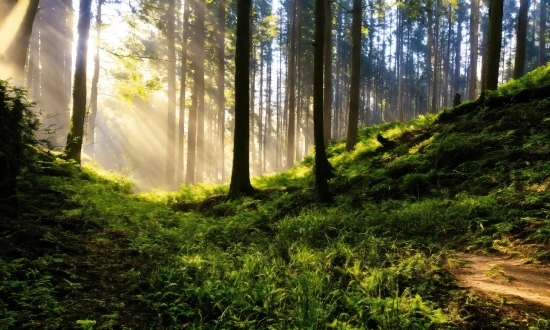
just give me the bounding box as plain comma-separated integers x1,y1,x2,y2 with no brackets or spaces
346,0,362,151
286,0,297,169
165,0,177,187
178,0,190,184
513,0,529,79
228,0,255,199
314,0,334,201
482,0,504,91
468,0,480,99
323,0,332,148
540,0,547,66
87,0,103,158
217,0,226,182
65,0,93,163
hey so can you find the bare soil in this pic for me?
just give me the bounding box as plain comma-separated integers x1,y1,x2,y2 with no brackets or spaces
452,252,550,319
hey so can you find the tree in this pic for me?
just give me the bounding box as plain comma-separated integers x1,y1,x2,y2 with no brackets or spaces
65,0,92,163
323,0,332,148
482,0,504,91
87,0,102,158
540,0,547,66
468,0,479,99
228,0,255,199
513,0,529,79
217,0,226,182
165,0,177,187
346,0,362,151
178,0,190,184
314,0,334,201
286,0,297,169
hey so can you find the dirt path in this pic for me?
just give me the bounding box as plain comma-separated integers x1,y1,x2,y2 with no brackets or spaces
452,252,550,315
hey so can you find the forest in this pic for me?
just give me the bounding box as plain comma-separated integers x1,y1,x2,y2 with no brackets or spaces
1,0,550,328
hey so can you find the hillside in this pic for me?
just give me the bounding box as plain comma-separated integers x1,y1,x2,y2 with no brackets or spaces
2,67,550,329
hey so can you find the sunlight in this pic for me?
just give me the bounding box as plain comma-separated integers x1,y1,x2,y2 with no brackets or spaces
0,0,33,79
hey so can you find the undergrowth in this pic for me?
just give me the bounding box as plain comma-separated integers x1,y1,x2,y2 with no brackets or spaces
2,67,550,329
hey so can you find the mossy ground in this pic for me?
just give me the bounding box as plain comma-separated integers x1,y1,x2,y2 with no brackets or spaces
2,66,550,329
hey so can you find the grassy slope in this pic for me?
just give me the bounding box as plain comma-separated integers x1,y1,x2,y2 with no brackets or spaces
2,67,550,329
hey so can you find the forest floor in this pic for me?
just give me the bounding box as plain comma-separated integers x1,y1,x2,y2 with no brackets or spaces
451,252,550,327
4,66,550,329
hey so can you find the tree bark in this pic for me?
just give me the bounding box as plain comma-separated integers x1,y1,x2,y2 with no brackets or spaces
165,0,177,187
286,0,297,169
468,0,479,99
540,0,546,66
87,0,101,158
513,0,529,79
195,0,205,183
323,0,332,148
65,0,92,164
228,0,255,199
217,0,225,182
482,0,504,91
314,0,334,201
178,0,189,184
345,0,361,151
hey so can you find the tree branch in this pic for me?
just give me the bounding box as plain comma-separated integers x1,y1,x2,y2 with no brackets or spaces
100,47,170,62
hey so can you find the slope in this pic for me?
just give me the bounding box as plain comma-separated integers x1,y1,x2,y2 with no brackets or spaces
2,66,550,329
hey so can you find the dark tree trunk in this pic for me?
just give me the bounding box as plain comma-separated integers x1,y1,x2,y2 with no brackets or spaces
87,0,101,158
323,0,332,148
468,0,479,99
345,0,361,151
178,0,189,184
482,0,504,91
65,0,92,164
228,0,255,199
513,0,529,79
540,0,546,66
314,0,334,201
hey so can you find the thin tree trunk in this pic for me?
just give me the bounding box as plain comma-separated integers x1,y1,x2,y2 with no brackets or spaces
323,0,332,148
217,0,225,182
286,0,297,168
178,0,189,184
540,0,546,66
454,14,462,95
431,0,440,114
65,0,92,164
346,0,361,151
514,0,529,79
165,0,177,187
87,0,101,158
195,0,205,183
228,0,254,199
426,1,433,113
469,0,479,99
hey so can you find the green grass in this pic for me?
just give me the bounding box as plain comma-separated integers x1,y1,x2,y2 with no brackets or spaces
2,67,550,328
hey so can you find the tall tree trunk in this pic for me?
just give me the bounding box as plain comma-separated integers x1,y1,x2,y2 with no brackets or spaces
323,0,332,148
540,0,546,66
314,0,334,201
286,0,297,168
217,0,225,182
454,15,462,95
514,0,529,79
228,0,255,199
426,1,433,113
87,0,101,158
482,0,504,91
165,0,177,187
468,0,479,99
346,0,361,151
65,0,92,164
195,0,205,183
397,7,404,122
295,0,302,162
431,0,440,114
258,45,264,174
178,0,190,184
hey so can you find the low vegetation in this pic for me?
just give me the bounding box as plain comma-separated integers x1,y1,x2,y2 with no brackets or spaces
2,67,550,329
